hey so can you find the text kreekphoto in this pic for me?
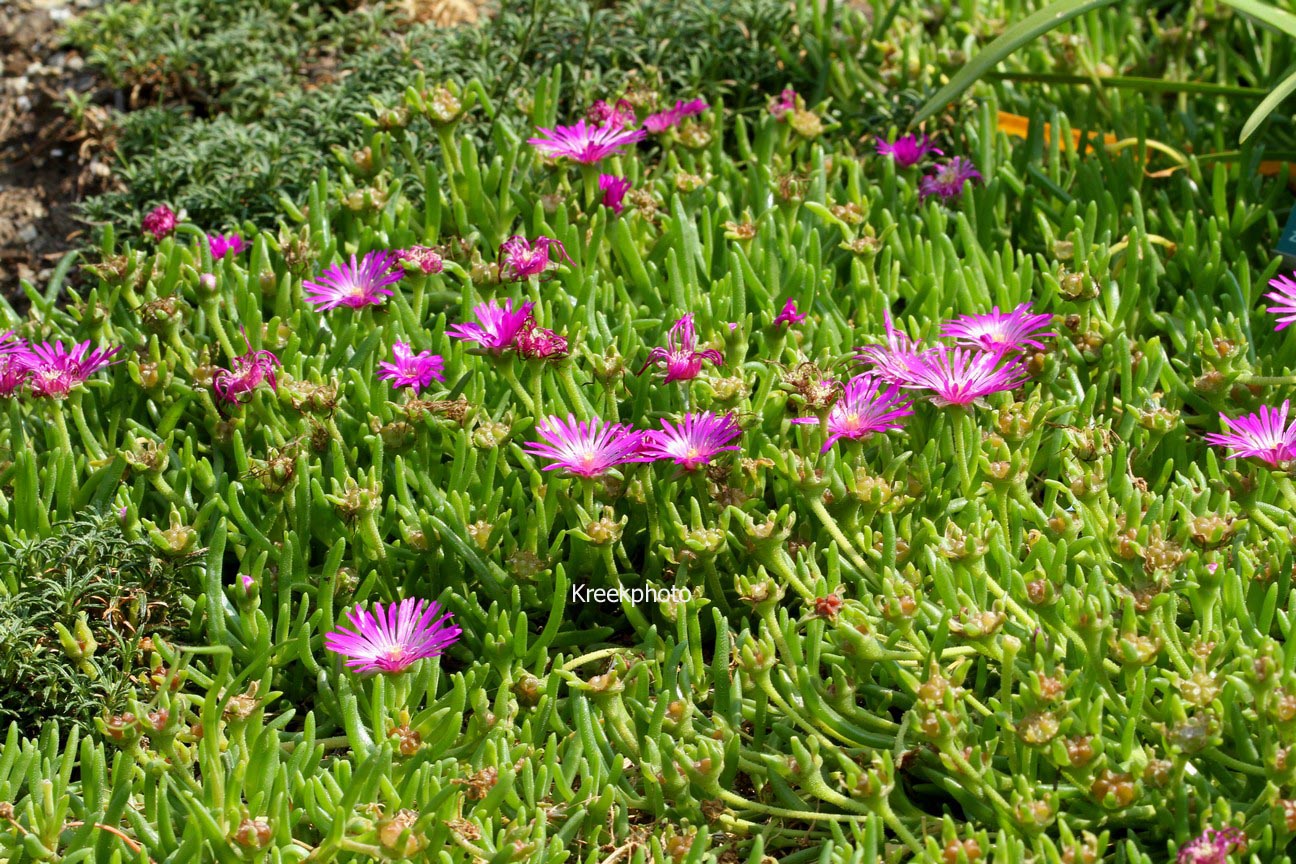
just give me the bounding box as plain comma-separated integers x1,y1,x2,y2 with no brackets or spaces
570,584,692,605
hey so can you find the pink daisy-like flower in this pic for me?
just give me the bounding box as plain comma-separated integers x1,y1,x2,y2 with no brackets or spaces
769,88,797,118
394,245,444,275
523,414,647,477
941,303,1054,353
498,235,573,282
303,251,403,311
377,341,445,393
640,411,743,471
208,233,246,260
587,98,637,128
212,333,280,404
896,345,1030,407
448,298,536,354
324,598,462,675
515,321,569,360
527,120,647,164
1264,273,1296,331
876,134,943,167
855,311,931,384
142,204,177,241
1204,401,1296,466
791,373,914,451
643,98,708,134
21,340,121,399
638,313,724,382
773,298,807,328
1176,827,1245,864
599,174,632,214
920,157,981,201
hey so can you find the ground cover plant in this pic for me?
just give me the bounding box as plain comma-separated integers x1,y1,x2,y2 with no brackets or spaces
10,0,1296,861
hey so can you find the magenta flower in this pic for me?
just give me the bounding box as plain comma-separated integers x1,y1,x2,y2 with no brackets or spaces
896,345,1029,407
855,311,930,384
21,340,120,398
212,333,280,404
941,303,1054,353
587,98,637,128
920,157,981,201
515,321,569,360
639,314,724,382
303,251,403,311
324,598,462,675
640,411,743,471
791,374,914,451
643,98,708,133
394,245,444,275
0,354,29,398
769,88,797,118
448,298,536,354
523,414,647,477
142,204,177,240
527,120,647,164
1176,827,1245,864
499,235,573,282
1264,273,1296,330
378,342,446,393
208,233,246,260
876,134,943,167
773,298,807,328
1204,401,1296,466
599,174,632,213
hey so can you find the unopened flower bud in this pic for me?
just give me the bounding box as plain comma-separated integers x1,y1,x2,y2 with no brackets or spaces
233,817,273,850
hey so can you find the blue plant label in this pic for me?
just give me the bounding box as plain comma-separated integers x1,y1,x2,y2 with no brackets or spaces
1278,205,1296,260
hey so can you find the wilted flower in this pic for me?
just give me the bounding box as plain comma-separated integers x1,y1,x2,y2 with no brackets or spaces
0,358,28,397
791,374,914,451
640,411,743,470
303,251,403,311
639,313,724,382
0,336,30,396
1204,401,1296,466
527,120,647,164
498,235,573,281
855,311,930,384
448,299,535,354
324,598,462,675
212,334,280,404
896,345,1030,407
394,245,445,275
21,340,121,398
941,303,1054,353
142,204,177,240
769,88,797,118
773,298,807,328
876,134,943,167
378,342,445,393
599,175,632,214
643,98,708,133
920,157,981,201
1176,827,1245,864
523,414,647,477
208,233,246,260
587,98,637,128
515,321,569,360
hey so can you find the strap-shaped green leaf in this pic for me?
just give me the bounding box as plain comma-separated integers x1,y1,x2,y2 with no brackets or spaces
1242,65,1296,141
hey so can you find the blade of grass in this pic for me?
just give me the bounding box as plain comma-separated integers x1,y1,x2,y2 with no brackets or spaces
911,0,1120,126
